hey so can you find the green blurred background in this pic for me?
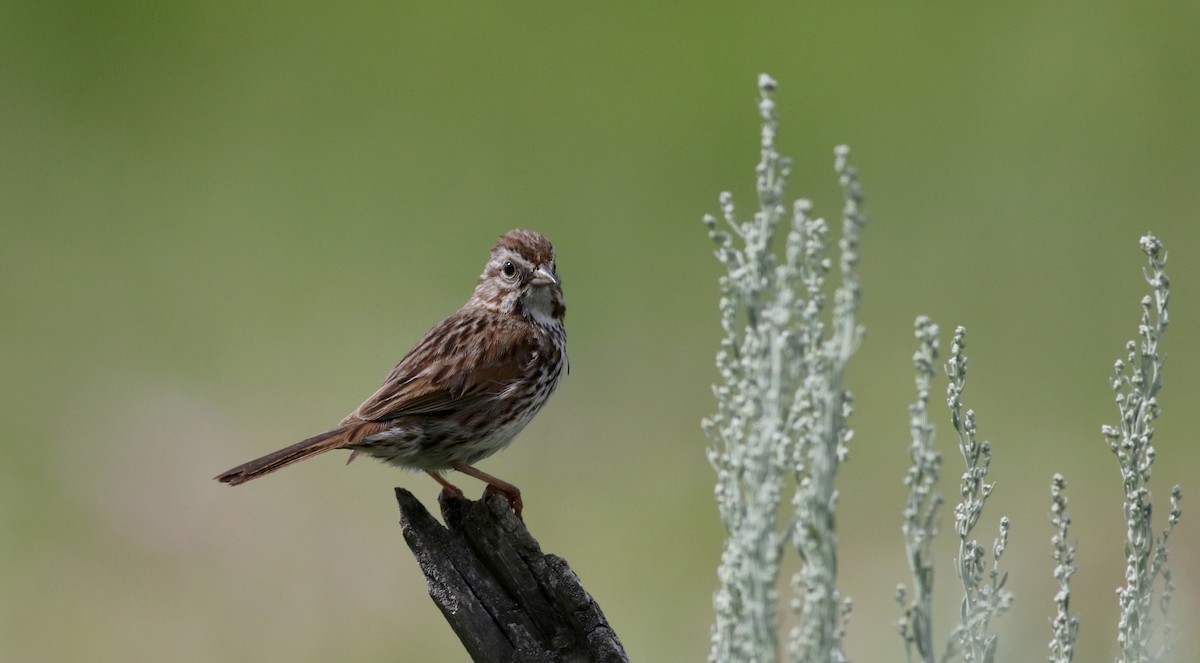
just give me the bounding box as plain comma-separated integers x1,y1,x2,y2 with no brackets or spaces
4,2,1198,661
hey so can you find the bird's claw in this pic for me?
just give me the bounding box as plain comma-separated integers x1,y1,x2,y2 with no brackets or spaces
483,484,524,521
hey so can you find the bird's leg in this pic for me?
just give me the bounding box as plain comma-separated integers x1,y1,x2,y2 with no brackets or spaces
426,470,466,507
452,462,523,520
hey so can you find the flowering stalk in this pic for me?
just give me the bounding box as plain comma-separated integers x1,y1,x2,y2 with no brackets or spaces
896,316,943,663
1049,473,1079,663
786,143,864,663
945,327,1012,663
704,73,864,663
1101,235,1181,663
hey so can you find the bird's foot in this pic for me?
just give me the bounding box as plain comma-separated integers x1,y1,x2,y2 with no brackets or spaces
482,484,523,521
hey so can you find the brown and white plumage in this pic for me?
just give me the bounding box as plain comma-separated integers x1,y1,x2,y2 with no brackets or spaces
215,229,567,517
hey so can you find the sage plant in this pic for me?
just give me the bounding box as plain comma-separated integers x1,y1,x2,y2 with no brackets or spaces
1101,235,1181,663
897,316,944,663
704,74,864,663
1049,473,1079,663
898,320,1012,663
945,326,1012,663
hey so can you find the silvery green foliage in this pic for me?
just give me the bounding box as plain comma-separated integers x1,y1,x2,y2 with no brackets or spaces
1049,473,1079,663
1100,235,1181,663
897,316,944,663
944,327,1012,663
703,73,864,663
788,135,865,663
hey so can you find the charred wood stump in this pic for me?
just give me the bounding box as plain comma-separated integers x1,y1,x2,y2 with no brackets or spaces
395,488,629,663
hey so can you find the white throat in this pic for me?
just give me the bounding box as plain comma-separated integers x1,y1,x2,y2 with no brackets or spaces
523,286,559,327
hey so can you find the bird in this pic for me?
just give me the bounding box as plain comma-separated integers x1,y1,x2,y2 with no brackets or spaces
215,229,567,519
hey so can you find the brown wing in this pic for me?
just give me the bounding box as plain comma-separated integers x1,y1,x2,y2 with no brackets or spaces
342,312,537,425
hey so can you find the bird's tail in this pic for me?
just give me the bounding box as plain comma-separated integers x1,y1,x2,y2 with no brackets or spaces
215,427,350,486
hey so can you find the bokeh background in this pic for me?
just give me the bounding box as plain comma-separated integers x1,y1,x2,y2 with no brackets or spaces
4,3,1199,661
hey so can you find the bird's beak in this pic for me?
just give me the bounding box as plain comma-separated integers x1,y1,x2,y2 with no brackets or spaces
531,265,559,287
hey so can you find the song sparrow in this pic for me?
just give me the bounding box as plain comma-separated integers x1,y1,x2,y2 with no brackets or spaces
215,229,567,518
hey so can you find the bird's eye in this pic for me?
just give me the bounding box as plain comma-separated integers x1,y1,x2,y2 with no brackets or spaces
502,261,517,278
